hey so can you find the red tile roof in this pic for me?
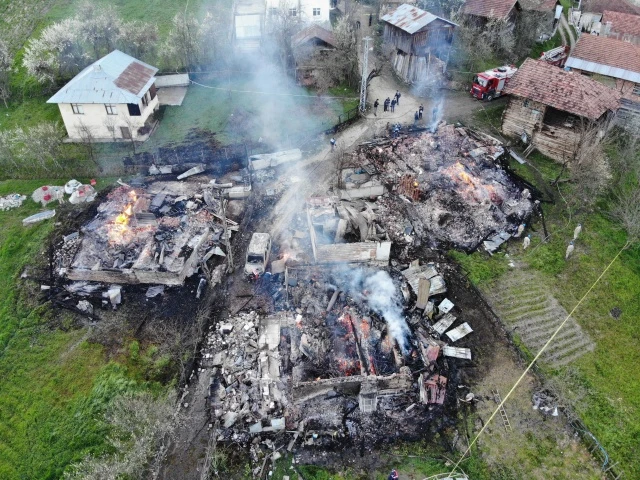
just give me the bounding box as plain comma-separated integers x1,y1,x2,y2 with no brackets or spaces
570,34,640,74
602,10,640,37
462,0,518,19
292,24,337,49
582,0,640,15
503,58,621,120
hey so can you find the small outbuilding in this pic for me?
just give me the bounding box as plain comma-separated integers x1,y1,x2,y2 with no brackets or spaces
566,34,640,131
47,50,159,142
501,58,620,162
381,4,457,84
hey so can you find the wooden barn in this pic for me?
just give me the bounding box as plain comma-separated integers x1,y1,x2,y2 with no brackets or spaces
501,58,620,162
380,4,457,84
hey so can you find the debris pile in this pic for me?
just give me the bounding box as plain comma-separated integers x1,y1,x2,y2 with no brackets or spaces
202,262,477,456
354,125,534,250
0,193,27,211
56,180,236,286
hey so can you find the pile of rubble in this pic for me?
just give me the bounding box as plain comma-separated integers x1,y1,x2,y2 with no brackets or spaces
354,124,534,251
198,261,478,459
56,180,234,286
0,193,27,211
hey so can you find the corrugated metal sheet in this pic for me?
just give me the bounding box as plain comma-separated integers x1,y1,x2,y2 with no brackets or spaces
432,313,456,335
445,322,473,342
443,346,472,360
381,4,457,34
48,50,158,104
565,57,640,83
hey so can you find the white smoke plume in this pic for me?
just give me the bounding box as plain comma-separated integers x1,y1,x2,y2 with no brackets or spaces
336,268,412,354
363,271,412,354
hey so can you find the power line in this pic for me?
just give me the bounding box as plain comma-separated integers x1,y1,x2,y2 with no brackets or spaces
189,80,359,100
448,242,628,476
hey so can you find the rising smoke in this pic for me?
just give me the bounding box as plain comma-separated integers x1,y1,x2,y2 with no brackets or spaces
336,267,412,354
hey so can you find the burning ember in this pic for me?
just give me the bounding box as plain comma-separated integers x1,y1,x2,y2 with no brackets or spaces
64,182,219,285
356,124,533,250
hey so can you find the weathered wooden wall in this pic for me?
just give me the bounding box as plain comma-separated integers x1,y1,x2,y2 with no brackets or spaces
533,125,582,162
384,24,413,54
502,97,546,138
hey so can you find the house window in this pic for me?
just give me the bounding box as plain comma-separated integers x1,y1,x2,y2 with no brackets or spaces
269,7,278,16
523,99,530,107
633,84,640,96
71,104,84,115
107,126,115,135
313,7,321,16
105,104,117,115
142,93,148,107
289,7,297,16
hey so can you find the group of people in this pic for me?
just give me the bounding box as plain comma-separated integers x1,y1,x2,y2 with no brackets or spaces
373,90,403,116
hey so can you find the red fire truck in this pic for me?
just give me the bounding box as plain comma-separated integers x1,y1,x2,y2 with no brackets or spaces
470,65,518,101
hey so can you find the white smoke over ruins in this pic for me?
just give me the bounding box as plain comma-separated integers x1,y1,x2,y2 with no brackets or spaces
338,267,412,354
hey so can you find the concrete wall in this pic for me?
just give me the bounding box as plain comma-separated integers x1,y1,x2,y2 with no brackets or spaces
59,88,159,141
266,0,331,23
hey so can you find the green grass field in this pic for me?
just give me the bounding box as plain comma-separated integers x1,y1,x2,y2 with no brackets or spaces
455,154,640,478
0,180,157,479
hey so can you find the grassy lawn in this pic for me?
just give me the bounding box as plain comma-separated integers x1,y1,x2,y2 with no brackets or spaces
147,77,356,147
0,179,155,479
452,153,640,478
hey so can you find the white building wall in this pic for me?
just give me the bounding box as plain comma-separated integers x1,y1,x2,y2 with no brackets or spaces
59,93,159,141
265,0,331,23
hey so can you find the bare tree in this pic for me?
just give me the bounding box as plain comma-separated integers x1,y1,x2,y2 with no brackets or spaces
63,390,182,480
103,115,118,141
117,20,159,63
560,120,613,208
0,39,13,108
165,13,203,70
76,2,122,59
76,119,100,169
267,1,302,71
611,187,640,245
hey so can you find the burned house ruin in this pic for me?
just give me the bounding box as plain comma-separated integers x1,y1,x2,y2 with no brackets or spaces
351,124,534,251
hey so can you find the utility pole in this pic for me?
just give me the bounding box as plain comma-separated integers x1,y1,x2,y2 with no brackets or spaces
359,36,372,114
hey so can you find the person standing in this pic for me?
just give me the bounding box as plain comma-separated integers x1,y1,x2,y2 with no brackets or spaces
419,104,424,119
384,97,390,112
395,90,401,105
414,111,419,125
390,98,396,112
373,99,379,116
388,470,399,480
330,137,336,150
523,234,531,250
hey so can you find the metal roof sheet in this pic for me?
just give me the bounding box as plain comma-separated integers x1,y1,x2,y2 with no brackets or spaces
47,50,158,104
565,57,640,82
381,4,457,34
567,34,640,78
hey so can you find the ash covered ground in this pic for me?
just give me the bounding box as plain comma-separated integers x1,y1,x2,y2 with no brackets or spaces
352,124,534,250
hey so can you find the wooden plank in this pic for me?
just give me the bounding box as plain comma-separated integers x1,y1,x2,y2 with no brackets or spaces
416,277,431,310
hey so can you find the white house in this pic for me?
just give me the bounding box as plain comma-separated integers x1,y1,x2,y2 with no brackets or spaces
266,0,331,24
47,50,159,142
